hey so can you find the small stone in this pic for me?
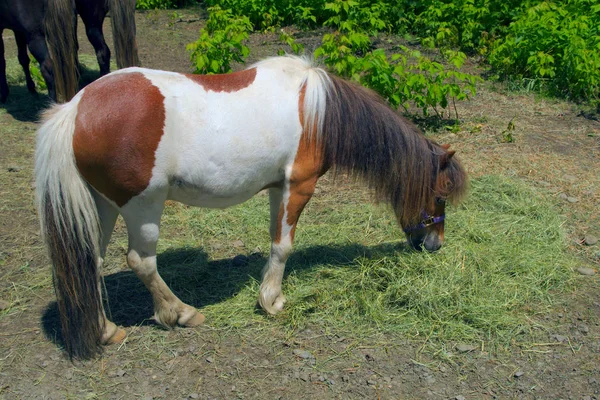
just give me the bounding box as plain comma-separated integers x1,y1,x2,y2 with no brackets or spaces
584,235,599,246
567,196,578,203
365,353,375,362
206,356,214,363
7,166,21,172
293,349,314,360
563,174,577,183
0,300,9,311
328,379,335,385
558,193,568,200
232,240,245,248
211,242,224,250
456,343,478,353
231,255,249,267
514,370,524,378
299,373,309,382
579,325,590,334
318,375,325,382
116,369,126,377
576,267,596,276
367,379,377,386
189,394,199,399
342,375,350,382
64,369,74,380
455,396,466,400
40,360,49,368
551,334,568,343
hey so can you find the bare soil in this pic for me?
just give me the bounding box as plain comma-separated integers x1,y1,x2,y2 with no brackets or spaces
1,7,599,400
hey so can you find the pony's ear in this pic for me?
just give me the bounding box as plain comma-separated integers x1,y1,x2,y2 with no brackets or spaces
440,150,456,170
441,143,451,150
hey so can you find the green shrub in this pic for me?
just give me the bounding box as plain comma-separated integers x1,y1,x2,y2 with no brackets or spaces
187,6,253,74
489,0,600,105
136,0,189,10
315,34,480,117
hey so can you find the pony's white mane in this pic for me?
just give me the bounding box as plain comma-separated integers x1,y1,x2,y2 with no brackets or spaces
251,55,331,139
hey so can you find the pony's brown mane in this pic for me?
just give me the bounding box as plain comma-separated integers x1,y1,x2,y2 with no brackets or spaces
319,74,467,227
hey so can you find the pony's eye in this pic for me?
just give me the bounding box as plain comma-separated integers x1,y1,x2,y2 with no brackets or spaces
436,198,446,205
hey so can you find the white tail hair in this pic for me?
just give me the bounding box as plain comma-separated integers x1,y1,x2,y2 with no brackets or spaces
35,98,99,248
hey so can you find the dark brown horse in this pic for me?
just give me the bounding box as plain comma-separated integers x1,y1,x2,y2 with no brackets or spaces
0,0,139,103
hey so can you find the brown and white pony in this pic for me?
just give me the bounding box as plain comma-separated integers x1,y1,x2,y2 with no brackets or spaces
35,56,467,359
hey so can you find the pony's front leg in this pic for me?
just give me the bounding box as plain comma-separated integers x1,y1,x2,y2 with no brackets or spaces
121,199,205,329
259,179,317,314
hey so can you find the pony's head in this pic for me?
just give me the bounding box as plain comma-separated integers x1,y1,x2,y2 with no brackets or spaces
402,145,466,252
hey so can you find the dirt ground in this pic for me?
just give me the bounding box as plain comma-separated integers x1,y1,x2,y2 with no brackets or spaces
1,7,599,399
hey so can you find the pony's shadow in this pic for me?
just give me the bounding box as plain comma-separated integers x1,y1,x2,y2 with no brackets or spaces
0,85,51,122
41,241,411,347
1,63,106,122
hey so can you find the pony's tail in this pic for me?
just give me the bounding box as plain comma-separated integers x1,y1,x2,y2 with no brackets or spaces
35,100,104,359
109,0,140,68
44,0,78,102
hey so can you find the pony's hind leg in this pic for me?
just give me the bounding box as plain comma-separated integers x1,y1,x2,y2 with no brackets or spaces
259,179,317,314
15,32,36,94
92,191,126,345
121,198,205,329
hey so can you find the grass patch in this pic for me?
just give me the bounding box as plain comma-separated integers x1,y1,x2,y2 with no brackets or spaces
146,175,575,350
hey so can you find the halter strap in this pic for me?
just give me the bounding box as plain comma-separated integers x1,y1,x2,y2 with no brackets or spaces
403,211,445,233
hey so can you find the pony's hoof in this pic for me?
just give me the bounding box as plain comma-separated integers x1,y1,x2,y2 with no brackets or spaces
259,293,286,315
177,307,205,327
105,327,127,345
181,312,205,327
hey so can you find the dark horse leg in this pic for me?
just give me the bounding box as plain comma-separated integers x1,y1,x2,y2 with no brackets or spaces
27,32,56,101
0,29,8,103
15,31,36,94
78,1,110,76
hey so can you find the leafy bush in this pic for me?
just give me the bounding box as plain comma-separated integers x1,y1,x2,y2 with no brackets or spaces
187,6,253,74
203,0,327,30
136,0,189,10
488,0,600,105
315,33,480,117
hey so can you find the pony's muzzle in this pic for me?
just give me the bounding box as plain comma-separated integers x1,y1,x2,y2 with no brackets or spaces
407,232,443,252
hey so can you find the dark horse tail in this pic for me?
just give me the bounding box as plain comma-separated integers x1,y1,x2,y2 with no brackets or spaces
35,103,104,359
44,0,78,102
109,0,140,68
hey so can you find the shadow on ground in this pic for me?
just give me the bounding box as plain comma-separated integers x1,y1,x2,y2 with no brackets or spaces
41,241,409,349
1,63,104,122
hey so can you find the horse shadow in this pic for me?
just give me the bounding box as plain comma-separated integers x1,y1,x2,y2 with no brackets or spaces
41,241,411,347
0,85,51,122
1,63,105,122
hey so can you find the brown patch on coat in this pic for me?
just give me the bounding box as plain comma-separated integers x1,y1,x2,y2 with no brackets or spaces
73,72,166,207
186,68,256,93
273,86,328,243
